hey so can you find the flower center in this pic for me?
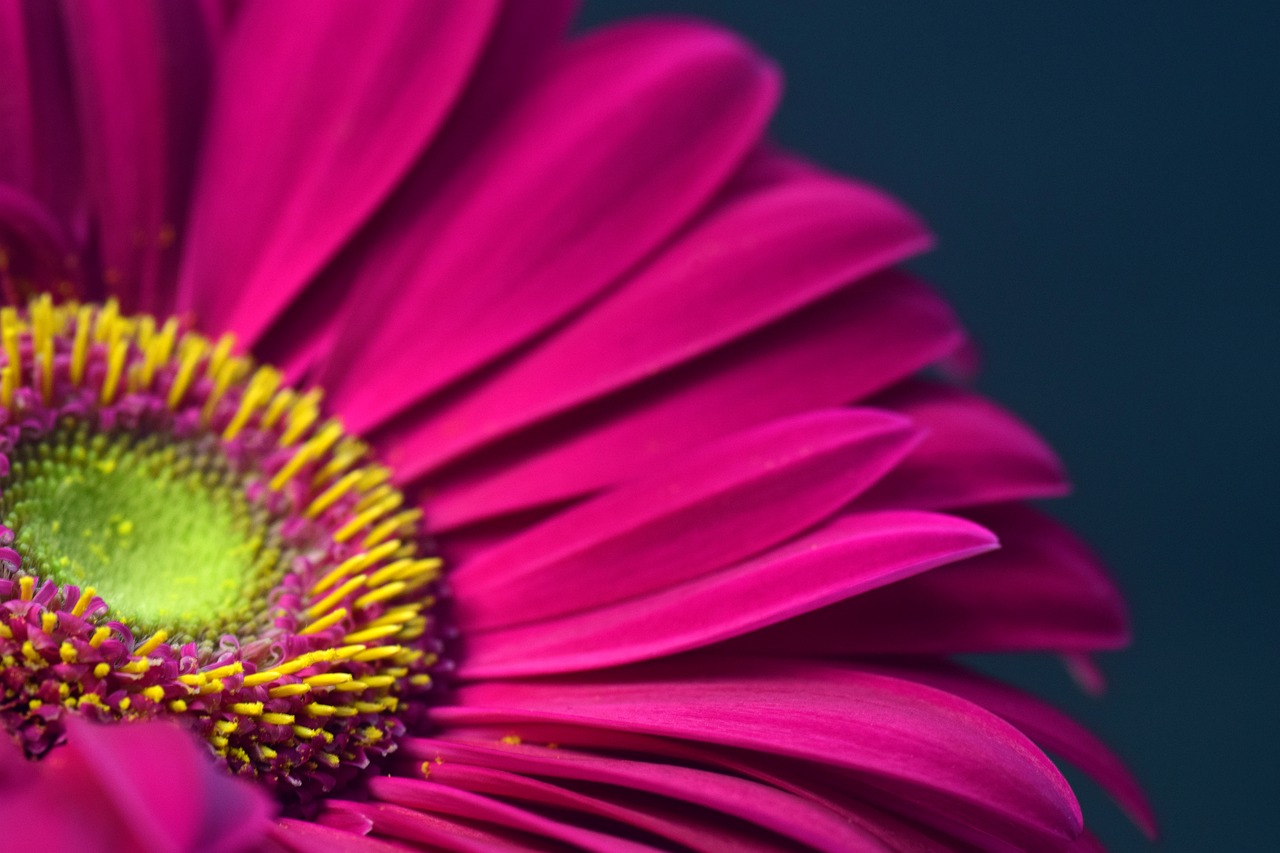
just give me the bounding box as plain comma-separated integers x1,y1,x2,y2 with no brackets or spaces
0,297,442,801
3,426,282,640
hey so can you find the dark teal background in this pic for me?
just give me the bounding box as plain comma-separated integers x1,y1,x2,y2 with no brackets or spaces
581,3,1278,850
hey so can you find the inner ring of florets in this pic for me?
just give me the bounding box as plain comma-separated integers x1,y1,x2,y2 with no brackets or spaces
0,297,444,801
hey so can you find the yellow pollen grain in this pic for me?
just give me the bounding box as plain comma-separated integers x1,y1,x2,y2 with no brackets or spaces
203,661,244,681
259,712,295,726
70,586,96,617
343,624,401,644
279,389,322,446
133,630,168,657
231,702,264,716
358,675,396,689
352,645,400,662
142,686,165,702
178,673,207,687
303,703,338,717
167,337,206,408
300,607,349,637
40,612,57,633
312,539,402,596
368,606,422,630
306,470,363,518
243,669,283,687
355,581,406,610
291,725,320,739
362,509,424,548
268,683,311,699
333,494,402,543
18,576,35,601
58,642,77,664
93,663,110,679
312,439,368,486
119,659,151,675
70,305,92,385
21,641,43,665
169,699,188,712
214,719,239,735
90,626,112,647
334,680,369,693
99,338,128,404
302,673,353,688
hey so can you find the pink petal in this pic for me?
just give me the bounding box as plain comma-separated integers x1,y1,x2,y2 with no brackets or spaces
433,657,1082,848
367,150,931,475
883,661,1156,839
451,409,919,632
318,19,781,433
60,0,212,313
406,736,906,852
0,717,274,852
384,764,809,853
269,817,412,853
0,0,82,223
859,379,1069,510
461,510,995,678
416,270,965,527
177,0,503,340
730,503,1129,655
368,777,667,853
326,800,566,853
255,0,579,377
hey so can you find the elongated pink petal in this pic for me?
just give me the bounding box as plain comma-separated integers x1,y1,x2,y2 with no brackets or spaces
452,409,919,632
860,379,1069,510
431,726,976,852
461,510,995,677
270,816,419,852
406,736,904,852
0,0,81,222
0,717,274,852
368,151,930,474
326,800,570,853
730,503,1129,655
256,0,579,377
178,0,502,340
417,270,965,526
433,657,1082,848
385,764,815,853
60,0,211,313
318,20,781,432
368,777,668,853
881,661,1158,839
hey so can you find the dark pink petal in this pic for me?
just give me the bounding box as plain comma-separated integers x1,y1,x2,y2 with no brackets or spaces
730,503,1129,655
859,379,1069,510
255,0,578,377
368,151,931,475
881,661,1157,839
0,0,81,222
178,0,502,340
432,726,976,852
433,657,1082,848
451,409,919,632
461,510,995,677
406,736,905,851
318,19,781,433
386,763,813,852
417,270,965,526
269,818,411,853
327,800,566,853
0,183,80,297
0,717,273,852
369,777,669,852
60,0,211,313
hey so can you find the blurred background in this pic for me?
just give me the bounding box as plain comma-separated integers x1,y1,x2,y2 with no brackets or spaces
581,3,1278,850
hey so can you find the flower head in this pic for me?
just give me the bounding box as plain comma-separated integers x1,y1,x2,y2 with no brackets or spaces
0,2,1152,851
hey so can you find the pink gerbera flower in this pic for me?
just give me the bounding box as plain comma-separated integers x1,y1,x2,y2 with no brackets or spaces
0,2,1154,851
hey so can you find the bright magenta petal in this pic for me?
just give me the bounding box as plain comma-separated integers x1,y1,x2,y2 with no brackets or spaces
319,19,781,432
419,270,964,525
60,0,211,313
460,510,995,677
434,657,1083,848
451,409,918,632
367,151,931,477
178,0,502,341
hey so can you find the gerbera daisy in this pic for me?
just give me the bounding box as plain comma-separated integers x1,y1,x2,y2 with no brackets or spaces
0,1,1154,851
